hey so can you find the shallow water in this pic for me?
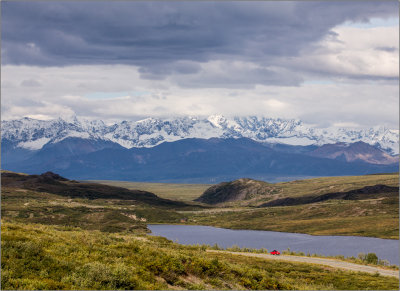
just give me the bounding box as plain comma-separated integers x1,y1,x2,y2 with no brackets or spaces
148,224,399,265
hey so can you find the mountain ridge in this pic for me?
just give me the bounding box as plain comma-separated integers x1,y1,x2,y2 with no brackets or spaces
2,115,399,154
2,137,398,183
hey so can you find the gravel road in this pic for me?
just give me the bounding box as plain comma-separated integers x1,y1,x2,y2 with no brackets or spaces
208,250,399,278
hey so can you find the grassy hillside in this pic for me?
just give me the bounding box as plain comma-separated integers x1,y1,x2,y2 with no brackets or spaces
93,173,398,206
90,180,211,202
259,184,398,207
2,171,193,209
2,221,398,290
195,173,399,207
1,172,197,233
273,173,399,198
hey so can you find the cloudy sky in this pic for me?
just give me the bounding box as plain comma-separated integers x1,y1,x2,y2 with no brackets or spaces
1,1,399,128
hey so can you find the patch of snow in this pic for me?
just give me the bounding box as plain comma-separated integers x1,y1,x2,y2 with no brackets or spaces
17,137,51,150
207,114,227,128
265,136,316,146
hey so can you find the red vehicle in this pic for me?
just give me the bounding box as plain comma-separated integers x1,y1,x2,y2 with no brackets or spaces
270,250,280,255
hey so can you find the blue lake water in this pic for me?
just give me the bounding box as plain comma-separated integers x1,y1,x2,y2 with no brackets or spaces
148,224,399,265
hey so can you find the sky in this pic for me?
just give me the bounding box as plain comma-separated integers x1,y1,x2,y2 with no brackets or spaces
1,1,399,128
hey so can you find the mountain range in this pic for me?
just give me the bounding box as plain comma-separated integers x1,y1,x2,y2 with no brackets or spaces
1,116,398,183
2,115,399,154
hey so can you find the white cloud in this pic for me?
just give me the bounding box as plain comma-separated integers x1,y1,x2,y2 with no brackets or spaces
1,63,398,129
288,25,399,79
2,17,399,129
263,99,287,110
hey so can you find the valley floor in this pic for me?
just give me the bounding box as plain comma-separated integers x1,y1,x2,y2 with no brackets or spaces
1,171,399,290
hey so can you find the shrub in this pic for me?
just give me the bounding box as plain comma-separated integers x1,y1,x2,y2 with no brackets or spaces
365,253,379,264
379,259,390,266
358,252,379,265
211,243,221,250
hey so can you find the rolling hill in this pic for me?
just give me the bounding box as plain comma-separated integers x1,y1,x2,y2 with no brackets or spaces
195,173,399,207
1,171,190,208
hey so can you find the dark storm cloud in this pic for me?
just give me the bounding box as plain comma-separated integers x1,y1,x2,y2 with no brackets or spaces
1,1,398,83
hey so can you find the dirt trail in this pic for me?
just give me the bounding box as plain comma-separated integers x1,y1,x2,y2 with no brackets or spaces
208,250,399,278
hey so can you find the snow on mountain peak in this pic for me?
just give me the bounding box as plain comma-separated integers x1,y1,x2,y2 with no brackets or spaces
207,114,227,128
1,115,399,155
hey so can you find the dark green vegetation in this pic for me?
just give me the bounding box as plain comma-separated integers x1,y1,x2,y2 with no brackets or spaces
2,221,398,290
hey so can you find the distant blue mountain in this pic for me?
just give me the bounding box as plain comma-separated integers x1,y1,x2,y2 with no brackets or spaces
2,137,398,183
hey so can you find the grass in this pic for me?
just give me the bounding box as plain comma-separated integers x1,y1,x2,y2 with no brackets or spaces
90,180,211,202
2,221,398,290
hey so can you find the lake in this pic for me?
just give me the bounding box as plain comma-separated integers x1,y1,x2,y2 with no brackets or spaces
148,224,399,265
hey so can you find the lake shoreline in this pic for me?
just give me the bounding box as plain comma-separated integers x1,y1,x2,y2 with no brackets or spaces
147,222,400,240
148,224,400,265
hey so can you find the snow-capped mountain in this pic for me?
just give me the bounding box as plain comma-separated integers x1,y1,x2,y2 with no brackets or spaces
2,115,399,155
